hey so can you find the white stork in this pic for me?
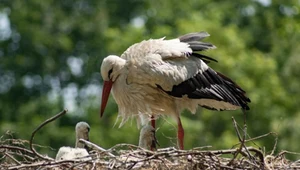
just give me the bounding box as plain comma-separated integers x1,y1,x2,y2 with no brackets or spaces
100,32,250,150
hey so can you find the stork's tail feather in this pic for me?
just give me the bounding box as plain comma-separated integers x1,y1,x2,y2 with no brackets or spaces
179,32,216,51
188,41,216,51
179,32,217,63
179,31,210,42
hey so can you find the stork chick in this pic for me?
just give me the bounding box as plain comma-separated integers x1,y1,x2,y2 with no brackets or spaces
55,122,91,161
139,125,159,151
75,121,90,149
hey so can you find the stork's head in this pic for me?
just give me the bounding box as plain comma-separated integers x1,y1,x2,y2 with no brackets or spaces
100,55,126,117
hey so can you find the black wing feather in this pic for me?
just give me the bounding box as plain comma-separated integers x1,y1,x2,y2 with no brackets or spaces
158,32,250,110
159,68,250,110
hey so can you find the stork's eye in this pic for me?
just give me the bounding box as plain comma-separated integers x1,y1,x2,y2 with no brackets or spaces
108,69,113,79
87,127,90,132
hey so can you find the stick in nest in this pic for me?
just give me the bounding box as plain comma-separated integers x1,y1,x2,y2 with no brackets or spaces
79,139,116,157
29,109,68,161
229,112,257,166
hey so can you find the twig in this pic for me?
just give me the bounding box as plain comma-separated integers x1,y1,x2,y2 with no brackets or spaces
108,143,154,156
6,151,35,162
241,118,255,161
4,152,21,165
270,134,278,156
208,147,263,160
108,143,140,151
79,139,116,157
244,132,277,143
91,161,96,170
0,145,34,155
192,145,212,150
229,115,256,166
229,117,244,164
70,158,94,169
29,109,68,161
276,150,300,157
232,117,243,142
8,158,89,170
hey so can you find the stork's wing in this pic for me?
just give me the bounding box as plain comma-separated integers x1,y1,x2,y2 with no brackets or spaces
158,67,250,110
127,32,250,110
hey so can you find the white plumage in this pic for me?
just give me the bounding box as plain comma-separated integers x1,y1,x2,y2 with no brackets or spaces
55,147,90,161
100,32,250,149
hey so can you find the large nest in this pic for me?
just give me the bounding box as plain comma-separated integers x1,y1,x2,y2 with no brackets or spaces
1,109,299,170
0,139,299,170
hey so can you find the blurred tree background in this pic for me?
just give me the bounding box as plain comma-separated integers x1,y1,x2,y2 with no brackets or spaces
0,0,299,158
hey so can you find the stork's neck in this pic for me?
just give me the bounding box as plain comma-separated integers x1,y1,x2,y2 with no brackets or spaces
75,132,88,148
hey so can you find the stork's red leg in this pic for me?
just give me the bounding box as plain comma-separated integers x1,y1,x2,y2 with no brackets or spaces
177,116,184,150
151,115,156,129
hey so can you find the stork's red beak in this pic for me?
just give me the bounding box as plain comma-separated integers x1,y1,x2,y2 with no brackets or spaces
100,80,113,117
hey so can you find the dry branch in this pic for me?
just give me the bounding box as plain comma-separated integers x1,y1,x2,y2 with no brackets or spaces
29,109,68,161
79,138,116,157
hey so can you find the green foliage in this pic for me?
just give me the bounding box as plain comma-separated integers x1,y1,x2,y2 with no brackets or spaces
0,0,299,159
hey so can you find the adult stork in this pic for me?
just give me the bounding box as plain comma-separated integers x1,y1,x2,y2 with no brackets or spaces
100,31,250,150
